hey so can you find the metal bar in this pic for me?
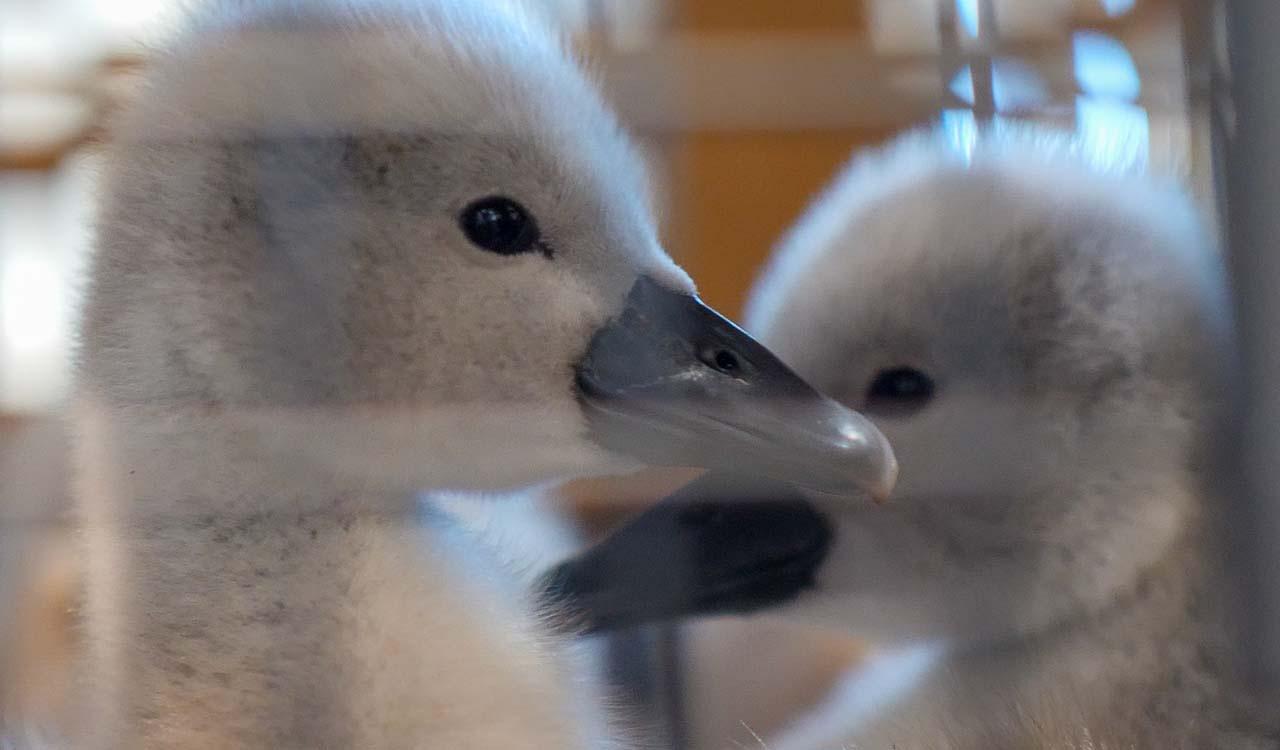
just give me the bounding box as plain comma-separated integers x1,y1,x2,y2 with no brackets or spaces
1176,0,1220,226
601,630,660,739
654,623,689,750
936,0,964,108
1213,0,1280,690
970,0,998,120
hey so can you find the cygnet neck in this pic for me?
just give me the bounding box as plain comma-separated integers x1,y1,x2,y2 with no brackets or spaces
74,399,527,748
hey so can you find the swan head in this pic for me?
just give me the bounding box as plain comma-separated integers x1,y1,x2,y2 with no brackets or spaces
543,128,1230,643
78,0,894,498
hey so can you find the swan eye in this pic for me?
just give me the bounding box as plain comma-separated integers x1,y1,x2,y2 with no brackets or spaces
865,366,935,416
459,196,545,257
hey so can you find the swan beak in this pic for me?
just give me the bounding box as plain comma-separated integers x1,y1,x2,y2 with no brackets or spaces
575,276,897,501
540,472,830,633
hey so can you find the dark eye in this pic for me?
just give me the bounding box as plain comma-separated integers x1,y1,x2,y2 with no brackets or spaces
459,196,544,257
865,366,935,416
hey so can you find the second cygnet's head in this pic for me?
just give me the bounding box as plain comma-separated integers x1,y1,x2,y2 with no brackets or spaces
545,127,1230,645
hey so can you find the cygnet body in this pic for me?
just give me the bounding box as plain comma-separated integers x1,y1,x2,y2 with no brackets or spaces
73,1,894,747
547,129,1277,748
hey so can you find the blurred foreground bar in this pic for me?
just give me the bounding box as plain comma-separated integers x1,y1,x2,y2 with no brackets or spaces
1215,0,1280,690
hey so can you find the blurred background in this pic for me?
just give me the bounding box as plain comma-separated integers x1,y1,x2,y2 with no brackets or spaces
0,1,1238,748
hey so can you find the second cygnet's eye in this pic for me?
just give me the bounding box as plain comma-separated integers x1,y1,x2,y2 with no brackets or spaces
865,366,935,416
459,196,546,257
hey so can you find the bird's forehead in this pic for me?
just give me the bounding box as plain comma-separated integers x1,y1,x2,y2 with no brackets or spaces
128,15,605,142
118,6,686,292
130,15,656,207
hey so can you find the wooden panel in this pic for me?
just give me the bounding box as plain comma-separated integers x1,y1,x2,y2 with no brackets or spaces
666,128,899,317
673,0,867,33
1,416,76,730
594,23,1187,134
671,0,1173,35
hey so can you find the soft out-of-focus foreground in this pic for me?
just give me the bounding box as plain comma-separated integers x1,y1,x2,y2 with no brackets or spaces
0,1,1241,747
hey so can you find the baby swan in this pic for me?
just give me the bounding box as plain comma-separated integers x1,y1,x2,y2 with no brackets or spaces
546,129,1278,748
73,1,894,747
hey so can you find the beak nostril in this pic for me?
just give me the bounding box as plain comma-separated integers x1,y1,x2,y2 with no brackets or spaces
699,346,742,375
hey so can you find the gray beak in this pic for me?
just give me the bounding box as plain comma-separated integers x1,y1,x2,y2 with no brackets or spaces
575,277,897,501
540,472,830,634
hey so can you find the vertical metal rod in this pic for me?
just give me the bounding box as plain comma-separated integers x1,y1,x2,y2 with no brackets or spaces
585,0,608,41
1176,1,1222,233
604,625,686,748
937,0,963,110
654,623,688,750
1213,0,1280,690
970,0,998,121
